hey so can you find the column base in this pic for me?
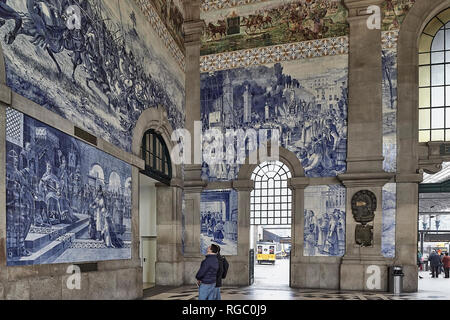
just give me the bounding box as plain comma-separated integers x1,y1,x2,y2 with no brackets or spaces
340,255,392,292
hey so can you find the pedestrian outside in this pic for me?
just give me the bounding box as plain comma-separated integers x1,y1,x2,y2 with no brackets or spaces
443,252,450,279
429,250,441,278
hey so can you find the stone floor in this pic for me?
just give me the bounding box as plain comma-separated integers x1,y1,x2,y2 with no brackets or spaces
143,262,450,300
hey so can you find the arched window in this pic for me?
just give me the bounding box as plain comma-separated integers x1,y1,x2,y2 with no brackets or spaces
419,8,450,142
250,161,292,225
140,129,172,185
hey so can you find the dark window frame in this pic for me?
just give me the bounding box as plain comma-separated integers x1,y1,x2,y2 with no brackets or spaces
140,129,172,185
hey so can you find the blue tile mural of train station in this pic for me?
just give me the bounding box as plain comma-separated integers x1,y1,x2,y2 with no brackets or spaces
200,189,238,255
6,108,132,266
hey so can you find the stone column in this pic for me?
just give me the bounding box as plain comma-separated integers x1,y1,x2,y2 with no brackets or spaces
338,0,394,292
180,0,208,285
155,178,184,286
288,177,308,288
226,179,254,286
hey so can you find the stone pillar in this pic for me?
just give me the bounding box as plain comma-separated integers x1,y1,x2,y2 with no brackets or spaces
181,0,207,285
345,0,384,173
225,179,254,286
339,0,394,292
288,177,308,288
155,178,184,286
183,0,203,164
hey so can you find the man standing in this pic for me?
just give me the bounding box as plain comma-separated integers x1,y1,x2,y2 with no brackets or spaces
213,245,229,300
429,250,442,278
443,252,450,279
196,244,219,300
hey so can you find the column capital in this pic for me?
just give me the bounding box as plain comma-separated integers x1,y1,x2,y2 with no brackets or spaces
183,19,205,45
337,172,395,188
344,0,384,18
0,83,11,105
288,177,310,190
232,179,254,192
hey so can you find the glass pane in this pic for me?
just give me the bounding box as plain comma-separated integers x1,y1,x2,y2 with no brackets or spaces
446,30,450,50
424,18,444,37
432,30,445,51
439,9,450,25
419,130,430,142
432,86,445,107
419,66,431,87
446,108,450,128
432,129,445,141
447,86,450,106
419,53,431,65
419,88,430,108
419,109,431,129
419,34,433,53
447,64,450,85
446,130,450,141
432,52,445,64
446,51,450,63
432,65,445,86
432,108,445,128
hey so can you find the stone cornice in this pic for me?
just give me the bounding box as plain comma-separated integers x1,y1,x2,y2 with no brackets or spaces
337,172,395,188
344,0,384,16
288,177,310,190
183,20,205,43
0,83,11,105
232,179,254,192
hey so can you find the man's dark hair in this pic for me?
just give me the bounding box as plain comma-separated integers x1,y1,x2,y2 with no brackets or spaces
446,252,449,256
210,244,219,253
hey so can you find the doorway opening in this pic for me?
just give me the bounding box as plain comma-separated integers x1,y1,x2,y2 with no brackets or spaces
418,163,450,295
249,161,292,288
139,129,172,290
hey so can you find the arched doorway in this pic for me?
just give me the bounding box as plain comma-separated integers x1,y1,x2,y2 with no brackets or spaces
250,160,292,288
139,128,173,290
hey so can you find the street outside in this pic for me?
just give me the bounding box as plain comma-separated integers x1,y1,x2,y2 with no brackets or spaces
254,258,290,287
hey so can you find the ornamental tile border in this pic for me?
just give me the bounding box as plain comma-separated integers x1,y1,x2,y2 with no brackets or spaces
201,0,271,12
382,30,399,51
134,0,186,70
200,31,399,73
200,36,349,72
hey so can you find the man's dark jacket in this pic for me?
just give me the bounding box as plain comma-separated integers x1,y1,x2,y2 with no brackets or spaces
196,254,218,284
429,252,442,267
216,255,229,288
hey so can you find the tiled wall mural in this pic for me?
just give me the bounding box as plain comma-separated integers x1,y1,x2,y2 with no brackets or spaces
382,48,397,173
0,0,185,152
201,0,348,56
382,183,396,258
200,189,238,255
143,0,184,51
6,108,132,266
382,0,416,31
201,55,348,181
133,0,186,69
304,185,346,257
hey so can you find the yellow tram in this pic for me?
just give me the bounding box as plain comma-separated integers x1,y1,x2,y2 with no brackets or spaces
256,242,276,265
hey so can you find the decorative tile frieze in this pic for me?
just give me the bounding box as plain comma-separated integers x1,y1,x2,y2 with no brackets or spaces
134,0,186,70
381,30,399,51
200,36,348,72
201,0,271,12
